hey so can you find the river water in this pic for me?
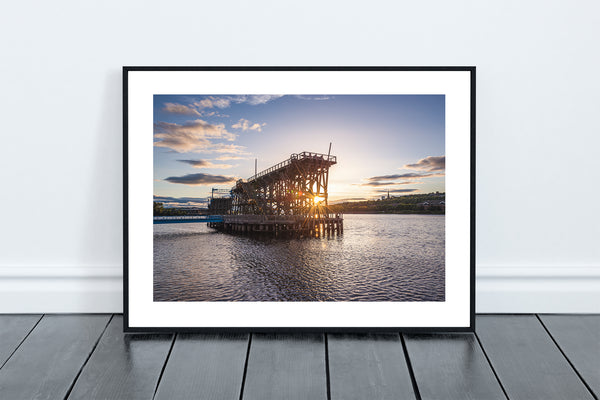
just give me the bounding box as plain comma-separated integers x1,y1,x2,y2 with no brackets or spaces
153,214,445,302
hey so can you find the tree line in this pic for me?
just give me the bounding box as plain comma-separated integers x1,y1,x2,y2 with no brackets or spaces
154,202,187,216
329,192,445,214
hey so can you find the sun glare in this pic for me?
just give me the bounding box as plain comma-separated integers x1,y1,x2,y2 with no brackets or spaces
313,195,325,204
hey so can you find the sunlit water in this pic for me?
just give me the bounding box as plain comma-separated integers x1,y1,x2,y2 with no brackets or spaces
154,214,444,302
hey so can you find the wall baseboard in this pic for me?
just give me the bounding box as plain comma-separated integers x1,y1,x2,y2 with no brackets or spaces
0,267,122,313
476,266,600,313
0,266,598,313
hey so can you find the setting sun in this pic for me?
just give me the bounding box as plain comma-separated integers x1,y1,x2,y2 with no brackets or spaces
313,195,325,204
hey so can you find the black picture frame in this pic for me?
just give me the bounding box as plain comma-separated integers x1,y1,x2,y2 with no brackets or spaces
123,66,475,333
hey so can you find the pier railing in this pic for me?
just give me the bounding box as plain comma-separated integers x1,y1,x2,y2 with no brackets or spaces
223,213,342,224
246,152,337,182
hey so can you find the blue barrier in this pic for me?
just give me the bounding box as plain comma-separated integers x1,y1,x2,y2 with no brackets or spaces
153,216,223,224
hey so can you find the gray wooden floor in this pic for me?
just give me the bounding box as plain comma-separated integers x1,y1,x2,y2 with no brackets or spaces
0,315,597,400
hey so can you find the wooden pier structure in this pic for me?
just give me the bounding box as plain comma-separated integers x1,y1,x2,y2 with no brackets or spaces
208,149,343,236
207,214,343,236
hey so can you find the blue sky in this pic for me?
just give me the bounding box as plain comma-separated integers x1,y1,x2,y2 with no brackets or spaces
153,94,445,207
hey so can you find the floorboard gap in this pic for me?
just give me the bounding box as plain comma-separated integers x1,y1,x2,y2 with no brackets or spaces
535,314,598,400
474,331,510,400
0,314,43,371
324,334,331,400
152,333,177,400
400,333,422,400
63,314,114,400
237,333,253,400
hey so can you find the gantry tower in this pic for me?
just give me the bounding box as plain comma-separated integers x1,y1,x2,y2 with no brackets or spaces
231,151,337,216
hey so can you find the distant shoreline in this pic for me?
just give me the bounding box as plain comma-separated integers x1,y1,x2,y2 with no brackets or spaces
341,211,445,215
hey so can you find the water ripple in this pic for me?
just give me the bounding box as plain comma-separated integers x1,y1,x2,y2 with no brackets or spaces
153,214,445,302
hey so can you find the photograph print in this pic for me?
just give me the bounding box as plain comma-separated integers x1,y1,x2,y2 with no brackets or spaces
125,67,474,330
153,94,446,302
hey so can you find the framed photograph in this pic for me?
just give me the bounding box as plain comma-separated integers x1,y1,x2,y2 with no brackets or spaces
124,67,475,332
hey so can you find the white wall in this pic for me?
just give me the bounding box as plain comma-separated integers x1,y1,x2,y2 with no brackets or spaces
1,0,598,313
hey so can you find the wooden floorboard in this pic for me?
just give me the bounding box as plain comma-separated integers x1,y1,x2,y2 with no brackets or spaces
66,315,173,400
476,315,595,400
154,333,249,400
328,333,416,400
242,333,327,400
539,314,600,398
0,314,111,400
0,314,597,399
0,314,41,368
404,333,506,400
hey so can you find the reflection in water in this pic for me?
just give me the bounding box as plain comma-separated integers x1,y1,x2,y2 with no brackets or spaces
153,214,444,302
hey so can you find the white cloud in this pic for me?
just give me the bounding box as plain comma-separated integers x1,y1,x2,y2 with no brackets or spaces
207,143,250,155
201,110,229,118
361,181,424,187
218,95,283,106
198,99,214,108
162,103,201,116
232,118,267,132
211,98,231,108
165,173,237,186
178,159,234,169
368,172,444,181
161,100,231,118
403,156,445,171
295,95,332,101
192,97,231,110
153,119,236,153
245,95,283,105
174,95,282,115
216,155,248,160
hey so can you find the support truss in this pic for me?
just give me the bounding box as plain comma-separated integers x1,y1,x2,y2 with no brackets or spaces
231,151,337,216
